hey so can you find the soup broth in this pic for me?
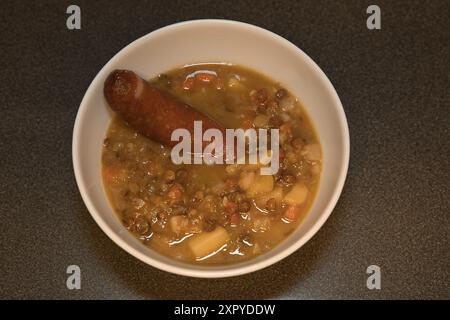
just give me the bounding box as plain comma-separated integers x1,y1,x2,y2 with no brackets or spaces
102,63,322,264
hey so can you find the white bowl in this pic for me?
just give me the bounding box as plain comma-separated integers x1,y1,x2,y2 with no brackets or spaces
73,19,350,278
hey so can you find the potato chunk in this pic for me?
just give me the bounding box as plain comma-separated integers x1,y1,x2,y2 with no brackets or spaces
270,186,284,202
283,205,302,222
169,215,189,234
246,175,274,198
188,227,230,259
239,171,255,191
252,217,271,232
283,183,308,206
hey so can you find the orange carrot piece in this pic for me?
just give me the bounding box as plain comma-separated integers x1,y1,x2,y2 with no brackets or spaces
282,205,302,222
229,213,241,225
103,166,125,184
195,72,216,83
225,201,238,215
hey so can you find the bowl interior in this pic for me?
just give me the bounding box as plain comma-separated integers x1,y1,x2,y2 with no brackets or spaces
73,20,349,277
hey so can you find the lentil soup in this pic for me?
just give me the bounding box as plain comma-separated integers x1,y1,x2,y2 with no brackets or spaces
102,63,322,264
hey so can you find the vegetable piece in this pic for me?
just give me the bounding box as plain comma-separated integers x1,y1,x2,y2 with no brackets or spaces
255,185,283,206
253,114,269,128
224,201,238,214
254,185,283,211
266,198,277,212
283,183,308,206
227,76,242,89
188,226,230,258
239,171,255,191
103,166,127,184
238,200,251,213
279,112,291,122
282,205,302,222
169,215,189,234
246,175,274,198
229,213,241,225
195,72,217,83
270,186,284,202
252,217,271,232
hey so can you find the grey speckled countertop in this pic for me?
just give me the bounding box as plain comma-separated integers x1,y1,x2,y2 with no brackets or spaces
0,0,448,299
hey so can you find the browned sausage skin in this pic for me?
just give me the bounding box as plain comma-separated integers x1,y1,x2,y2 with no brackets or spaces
104,70,226,148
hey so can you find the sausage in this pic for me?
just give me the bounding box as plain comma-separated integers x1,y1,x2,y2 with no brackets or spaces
104,70,226,148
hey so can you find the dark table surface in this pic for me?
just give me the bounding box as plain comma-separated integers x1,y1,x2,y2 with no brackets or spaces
1,0,448,299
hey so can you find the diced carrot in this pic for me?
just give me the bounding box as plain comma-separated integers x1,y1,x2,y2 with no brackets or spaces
282,205,302,222
103,167,115,184
195,72,216,83
103,166,125,184
182,77,195,90
225,201,238,215
229,213,241,225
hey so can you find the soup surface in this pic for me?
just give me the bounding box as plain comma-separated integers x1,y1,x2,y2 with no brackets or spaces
102,63,322,264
